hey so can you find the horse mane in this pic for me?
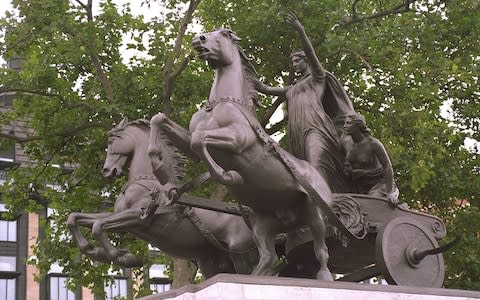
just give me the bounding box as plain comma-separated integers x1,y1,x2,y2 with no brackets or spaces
236,44,261,108
219,29,260,109
126,119,188,183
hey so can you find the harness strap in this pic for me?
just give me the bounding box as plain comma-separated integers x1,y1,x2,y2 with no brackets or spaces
132,175,159,181
204,96,253,112
229,101,365,241
121,175,159,194
169,172,211,202
149,206,186,236
185,208,255,254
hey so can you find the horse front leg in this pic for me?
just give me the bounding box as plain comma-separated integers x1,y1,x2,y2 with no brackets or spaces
91,208,147,268
190,125,254,185
67,212,113,263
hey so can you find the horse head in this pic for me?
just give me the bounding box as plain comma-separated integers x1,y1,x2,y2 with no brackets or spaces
192,29,259,110
103,117,133,177
192,29,241,68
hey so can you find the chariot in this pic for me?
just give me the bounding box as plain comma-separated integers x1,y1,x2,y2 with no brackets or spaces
176,192,455,288
281,193,454,287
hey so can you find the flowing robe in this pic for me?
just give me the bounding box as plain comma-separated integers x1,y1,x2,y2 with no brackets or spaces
285,71,355,192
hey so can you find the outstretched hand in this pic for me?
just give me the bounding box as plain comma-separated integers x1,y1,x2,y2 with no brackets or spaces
286,12,304,32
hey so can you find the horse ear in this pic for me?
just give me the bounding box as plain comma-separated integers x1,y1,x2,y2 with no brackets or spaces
117,117,129,129
222,29,241,42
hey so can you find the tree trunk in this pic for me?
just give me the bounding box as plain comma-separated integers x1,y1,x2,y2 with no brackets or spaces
171,257,198,288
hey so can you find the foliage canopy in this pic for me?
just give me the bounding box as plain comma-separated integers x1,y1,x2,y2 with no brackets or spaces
0,0,478,294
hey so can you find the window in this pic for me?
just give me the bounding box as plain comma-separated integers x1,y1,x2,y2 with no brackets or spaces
0,137,15,164
0,277,15,300
0,92,14,107
47,262,77,300
104,278,128,300
0,256,17,300
48,275,76,300
150,280,171,294
0,169,8,183
149,264,171,294
103,268,128,300
0,203,16,242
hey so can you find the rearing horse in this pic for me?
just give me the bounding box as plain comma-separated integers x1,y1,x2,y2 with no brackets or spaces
149,29,336,280
67,118,257,277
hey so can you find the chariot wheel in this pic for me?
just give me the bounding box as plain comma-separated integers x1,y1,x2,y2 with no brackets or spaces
375,217,445,287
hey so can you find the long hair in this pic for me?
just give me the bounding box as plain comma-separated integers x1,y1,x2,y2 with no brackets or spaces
290,50,306,60
348,113,371,135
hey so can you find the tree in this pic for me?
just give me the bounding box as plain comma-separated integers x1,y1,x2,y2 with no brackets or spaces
0,0,478,294
0,0,207,297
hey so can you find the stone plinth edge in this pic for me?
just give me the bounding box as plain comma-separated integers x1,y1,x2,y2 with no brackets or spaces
139,274,480,300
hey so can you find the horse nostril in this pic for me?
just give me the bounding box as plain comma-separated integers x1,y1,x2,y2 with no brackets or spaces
200,35,206,41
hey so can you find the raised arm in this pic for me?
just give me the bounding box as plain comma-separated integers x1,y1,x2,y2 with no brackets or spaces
286,12,326,79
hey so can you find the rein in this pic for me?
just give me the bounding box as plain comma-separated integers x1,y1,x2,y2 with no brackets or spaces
131,175,159,181
204,96,254,112
123,175,184,218
122,175,159,194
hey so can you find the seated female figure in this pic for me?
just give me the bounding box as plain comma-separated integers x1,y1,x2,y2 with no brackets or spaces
341,113,399,205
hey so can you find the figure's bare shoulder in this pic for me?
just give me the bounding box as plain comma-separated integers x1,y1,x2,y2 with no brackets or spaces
370,137,386,150
370,137,391,162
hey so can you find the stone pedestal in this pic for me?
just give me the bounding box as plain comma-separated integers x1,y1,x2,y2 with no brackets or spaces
139,274,480,300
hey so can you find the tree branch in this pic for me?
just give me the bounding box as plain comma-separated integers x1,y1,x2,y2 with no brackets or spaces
260,96,286,128
265,119,287,136
341,48,374,71
0,88,67,101
78,0,116,107
73,0,88,10
0,88,95,113
169,53,195,80
0,132,41,143
0,121,110,144
163,0,201,116
340,0,417,27
56,121,111,138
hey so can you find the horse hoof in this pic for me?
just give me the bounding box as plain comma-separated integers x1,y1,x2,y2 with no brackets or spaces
116,253,143,268
222,170,244,185
316,270,333,281
78,243,93,253
86,248,110,263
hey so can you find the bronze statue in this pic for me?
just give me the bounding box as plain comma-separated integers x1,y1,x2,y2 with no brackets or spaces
340,113,399,205
67,118,258,278
148,26,353,281
255,13,355,193
65,12,457,289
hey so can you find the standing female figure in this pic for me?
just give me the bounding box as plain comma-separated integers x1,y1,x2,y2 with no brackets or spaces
256,13,355,192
